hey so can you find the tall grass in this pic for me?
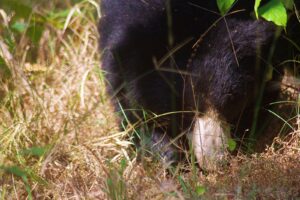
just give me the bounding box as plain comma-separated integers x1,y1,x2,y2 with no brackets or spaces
0,1,129,199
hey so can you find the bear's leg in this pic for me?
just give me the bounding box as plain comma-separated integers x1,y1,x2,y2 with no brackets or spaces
192,110,231,170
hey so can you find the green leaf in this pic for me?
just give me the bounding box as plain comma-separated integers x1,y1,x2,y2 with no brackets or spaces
11,21,27,33
254,0,262,18
1,166,27,177
195,185,206,196
1,166,33,200
178,176,188,194
119,158,127,174
258,0,287,27
227,139,237,152
47,10,72,30
21,146,48,157
22,176,32,200
217,0,235,15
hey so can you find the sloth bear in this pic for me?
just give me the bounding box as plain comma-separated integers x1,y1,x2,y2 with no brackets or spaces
98,0,297,169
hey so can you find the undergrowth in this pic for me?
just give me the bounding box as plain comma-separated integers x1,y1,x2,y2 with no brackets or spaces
0,1,299,199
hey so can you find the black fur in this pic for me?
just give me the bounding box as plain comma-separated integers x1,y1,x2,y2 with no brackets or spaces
98,0,298,161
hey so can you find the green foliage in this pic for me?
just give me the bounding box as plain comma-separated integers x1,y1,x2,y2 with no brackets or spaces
195,185,206,196
258,0,287,27
228,138,237,152
11,21,27,33
216,0,296,27
254,0,295,27
20,146,49,157
0,0,88,62
0,0,33,19
217,0,236,15
104,159,128,200
254,0,262,18
0,0,43,60
0,166,32,200
178,175,206,198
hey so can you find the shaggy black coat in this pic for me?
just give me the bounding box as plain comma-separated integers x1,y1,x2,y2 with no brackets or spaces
98,0,298,159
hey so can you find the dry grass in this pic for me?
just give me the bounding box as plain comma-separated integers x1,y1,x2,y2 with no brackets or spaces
0,2,300,199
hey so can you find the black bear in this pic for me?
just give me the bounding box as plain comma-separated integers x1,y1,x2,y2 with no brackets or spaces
98,0,297,169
